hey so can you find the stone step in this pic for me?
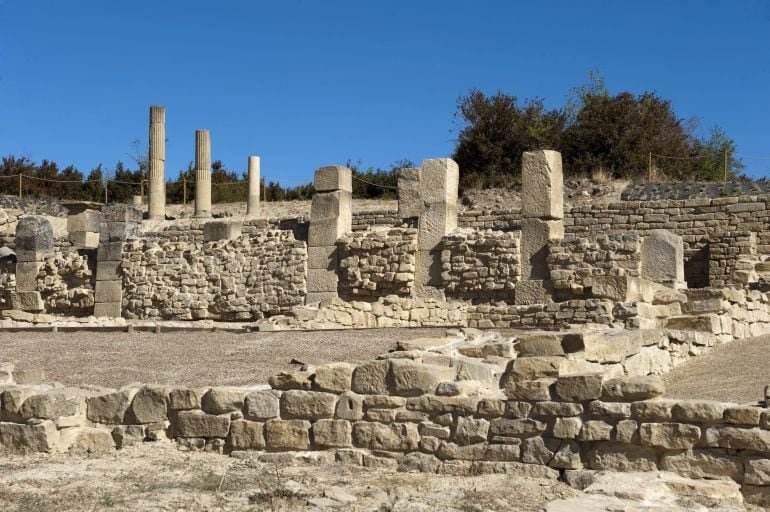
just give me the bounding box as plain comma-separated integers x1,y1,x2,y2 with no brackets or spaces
637,302,682,320
664,314,722,334
681,298,726,314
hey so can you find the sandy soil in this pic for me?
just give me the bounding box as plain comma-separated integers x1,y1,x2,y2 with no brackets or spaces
663,334,770,404
0,443,579,512
0,328,449,388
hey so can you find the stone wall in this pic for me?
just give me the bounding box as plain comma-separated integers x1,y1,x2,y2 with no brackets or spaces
38,248,95,315
708,231,758,288
441,230,519,301
351,210,403,231
548,234,642,300
337,228,417,299
458,208,522,231
3,331,770,506
122,230,306,320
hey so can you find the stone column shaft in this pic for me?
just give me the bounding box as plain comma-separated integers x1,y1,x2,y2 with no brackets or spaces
194,129,212,218
148,106,166,220
247,156,260,217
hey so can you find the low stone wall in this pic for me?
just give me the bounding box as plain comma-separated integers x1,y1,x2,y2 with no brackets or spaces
2,332,770,506
622,181,770,201
548,234,642,299
337,228,417,299
351,210,403,231
38,248,95,315
122,230,306,320
458,208,522,231
708,231,757,288
441,231,519,302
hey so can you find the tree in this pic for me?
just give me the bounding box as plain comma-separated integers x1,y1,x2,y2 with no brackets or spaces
452,89,566,188
693,126,745,181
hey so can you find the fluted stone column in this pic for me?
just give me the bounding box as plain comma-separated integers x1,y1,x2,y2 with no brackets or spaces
247,155,260,217
148,106,166,220
194,129,212,218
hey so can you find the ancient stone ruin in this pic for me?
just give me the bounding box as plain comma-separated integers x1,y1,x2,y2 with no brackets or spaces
3,106,770,508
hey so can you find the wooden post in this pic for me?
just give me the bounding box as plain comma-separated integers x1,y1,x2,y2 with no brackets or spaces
140,180,145,204
104,179,109,204
724,148,728,183
648,152,653,181
18,172,22,199
183,179,187,205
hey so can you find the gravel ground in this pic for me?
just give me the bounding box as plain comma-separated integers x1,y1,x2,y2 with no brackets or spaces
0,328,448,388
663,334,770,404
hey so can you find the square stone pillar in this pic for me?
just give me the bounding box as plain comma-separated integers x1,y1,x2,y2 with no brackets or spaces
11,216,53,312
67,209,101,249
642,229,686,289
94,205,141,318
515,150,564,305
306,166,352,303
415,158,459,299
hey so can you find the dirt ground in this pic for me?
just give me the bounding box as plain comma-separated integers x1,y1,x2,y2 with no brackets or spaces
0,443,580,512
663,334,770,404
0,328,449,388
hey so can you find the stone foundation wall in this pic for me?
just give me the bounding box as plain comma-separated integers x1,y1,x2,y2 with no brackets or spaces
337,228,417,299
351,210,403,231
3,333,770,506
441,231,519,301
38,248,95,315
458,208,522,231
708,231,757,288
121,230,306,320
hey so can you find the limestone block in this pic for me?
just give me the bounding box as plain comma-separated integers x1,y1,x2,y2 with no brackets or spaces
516,332,584,357
313,362,354,393
420,158,459,205
8,291,44,311
514,280,553,305
14,261,41,292
520,218,564,280
591,275,636,301
351,360,390,395
20,391,85,420
521,436,561,465
100,221,139,242
583,331,641,364
503,378,554,401
13,369,45,385
639,422,700,449
661,449,743,481
69,231,100,248
509,356,565,381
309,189,352,223
229,419,265,450
203,220,243,242
489,417,546,437
268,370,312,390
98,241,124,262
451,417,490,445
169,388,204,410
307,245,337,270
665,314,720,334
672,400,725,422
706,426,770,451
67,210,101,233
58,427,114,453
128,386,169,424
175,410,230,438
280,390,337,419
630,399,677,421
94,302,121,318
584,442,658,471
314,166,352,193
577,420,613,441
102,205,142,224
0,421,59,453
201,387,249,415
389,359,456,397
555,374,603,402
94,280,122,303
111,425,145,448
724,405,761,425
745,456,770,485
397,167,421,218
352,421,420,451
313,419,352,448
304,291,338,304
335,392,364,420
15,216,53,261
306,268,338,293
602,376,665,402
265,419,311,450
96,260,121,281
417,202,457,250
436,442,520,462
87,389,137,424
243,390,281,420
641,229,685,286
521,150,563,219
553,417,582,439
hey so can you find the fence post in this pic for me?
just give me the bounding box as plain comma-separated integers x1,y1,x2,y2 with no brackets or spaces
18,172,22,199
183,179,187,205
648,152,652,181
724,148,728,183
105,180,109,204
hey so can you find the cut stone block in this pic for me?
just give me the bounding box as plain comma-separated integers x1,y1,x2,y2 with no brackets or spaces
305,291,338,304
641,230,685,287
418,202,457,250
94,302,122,318
314,166,352,193
514,280,553,305
95,280,122,303
8,291,44,312
69,231,100,248
98,241,124,262
14,262,41,292
203,220,243,241
15,216,53,262
521,150,563,219
420,158,459,205
67,210,101,233
100,221,139,242
520,218,564,280
308,191,352,246
307,268,338,293
397,167,421,218
96,260,121,281
102,205,143,224
307,245,337,270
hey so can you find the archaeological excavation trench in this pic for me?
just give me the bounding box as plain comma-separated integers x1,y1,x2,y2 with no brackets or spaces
3,106,770,509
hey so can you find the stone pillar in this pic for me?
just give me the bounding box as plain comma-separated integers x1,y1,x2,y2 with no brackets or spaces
642,229,686,289
397,167,421,219
148,105,166,220
415,158,459,299
11,216,53,312
194,129,212,218
94,205,141,318
247,156,261,217
515,150,564,305
67,209,101,249
306,166,352,303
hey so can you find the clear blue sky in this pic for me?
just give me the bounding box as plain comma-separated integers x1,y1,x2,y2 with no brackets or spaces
1,0,769,182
